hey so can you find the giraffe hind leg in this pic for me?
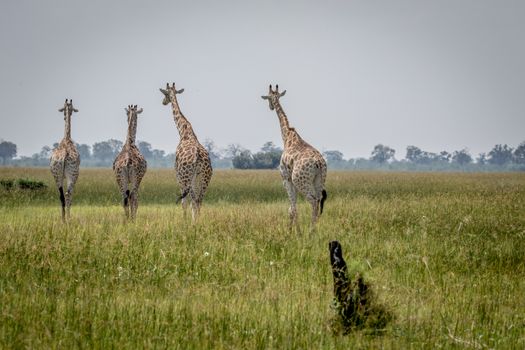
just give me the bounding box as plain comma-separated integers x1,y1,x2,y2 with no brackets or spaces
320,189,327,215
117,174,130,219
189,173,205,223
51,160,66,222
65,175,78,220
129,187,138,220
62,159,79,221
128,169,145,220
189,189,199,223
283,179,300,233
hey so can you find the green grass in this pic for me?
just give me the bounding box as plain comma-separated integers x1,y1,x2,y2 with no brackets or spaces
0,168,524,348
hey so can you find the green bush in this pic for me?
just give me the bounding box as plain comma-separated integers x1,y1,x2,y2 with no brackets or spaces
16,178,47,190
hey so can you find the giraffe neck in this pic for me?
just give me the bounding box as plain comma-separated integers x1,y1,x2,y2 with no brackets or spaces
170,96,196,140
64,113,71,140
273,99,291,144
125,115,137,146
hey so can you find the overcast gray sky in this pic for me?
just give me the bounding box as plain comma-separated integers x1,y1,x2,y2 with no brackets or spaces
1,0,524,159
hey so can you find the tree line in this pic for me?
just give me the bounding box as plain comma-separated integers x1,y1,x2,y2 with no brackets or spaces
1,138,524,171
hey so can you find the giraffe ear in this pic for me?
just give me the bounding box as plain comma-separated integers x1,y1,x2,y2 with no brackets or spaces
279,90,286,97
176,88,184,94
261,95,269,100
73,108,79,113
58,108,65,112
159,88,168,95
136,108,143,114
124,108,129,114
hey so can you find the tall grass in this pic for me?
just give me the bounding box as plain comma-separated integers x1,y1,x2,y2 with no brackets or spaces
0,168,524,348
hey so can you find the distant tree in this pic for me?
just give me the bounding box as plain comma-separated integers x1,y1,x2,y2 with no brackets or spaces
323,150,344,163
39,146,52,159
92,139,123,164
261,141,281,154
232,150,253,169
252,152,272,169
451,149,472,166
476,153,487,165
76,143,91,160
513,141,525,165
405,146,422,163
250,142,282,169
437,151,451,162
165,152,176,165
138,141,153,159
226,143,244,158
406,146,443,164
151,149,165,160
370,144,395,164
0,140,17,164
252,150,281,169
203,138,220,161
488,144,513,166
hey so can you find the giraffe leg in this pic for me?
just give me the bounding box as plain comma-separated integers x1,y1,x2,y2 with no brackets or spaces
189,172,205,223
65,168,79,221
119,180,131,219
176,161,197,221
181,196,189,219
307,194,320,232
116,173,129,219
129,191,138,220
129,186,140,220
178,182,193,221
50,160,65,222
188,187,197,223
283,179,300,233
65,182,73,221
128,170,142,220
53,175,65,222
178,185,191,220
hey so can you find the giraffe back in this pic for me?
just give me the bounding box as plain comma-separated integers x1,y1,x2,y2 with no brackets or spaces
113,144,147,179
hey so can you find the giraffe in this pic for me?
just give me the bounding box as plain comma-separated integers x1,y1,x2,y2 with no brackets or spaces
113,105,147,220
261,85,327,232
50,99,80,222
159,83,213,222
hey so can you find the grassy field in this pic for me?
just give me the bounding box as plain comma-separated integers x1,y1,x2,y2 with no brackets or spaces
0,168,524,348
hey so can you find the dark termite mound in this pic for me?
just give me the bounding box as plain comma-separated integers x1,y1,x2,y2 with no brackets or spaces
328,240,393,334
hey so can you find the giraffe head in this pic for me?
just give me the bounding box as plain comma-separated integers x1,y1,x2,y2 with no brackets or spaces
124,104,143,121
261,84,286,110
58,99,78,120
159,83,185,105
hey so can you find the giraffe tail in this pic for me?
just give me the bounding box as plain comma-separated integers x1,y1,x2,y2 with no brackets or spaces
124,190,130,206
176,189,190,203
59,186,65,209
320,189,328,215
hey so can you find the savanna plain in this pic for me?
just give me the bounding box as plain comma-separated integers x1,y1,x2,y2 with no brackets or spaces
0,168,524,349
